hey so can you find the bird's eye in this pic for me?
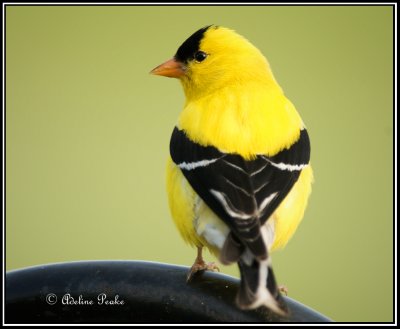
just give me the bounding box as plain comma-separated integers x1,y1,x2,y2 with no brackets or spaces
194,51,207,62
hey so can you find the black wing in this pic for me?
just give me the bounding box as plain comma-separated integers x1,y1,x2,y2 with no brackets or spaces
170,127,310,260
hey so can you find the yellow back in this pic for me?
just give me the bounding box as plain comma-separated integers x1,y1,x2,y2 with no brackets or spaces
178,26,304,158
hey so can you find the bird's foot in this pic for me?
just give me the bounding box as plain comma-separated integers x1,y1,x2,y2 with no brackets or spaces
278,285,288,296
186,260,220,282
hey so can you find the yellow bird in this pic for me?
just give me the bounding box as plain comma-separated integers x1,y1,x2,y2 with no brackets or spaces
151,25,313,314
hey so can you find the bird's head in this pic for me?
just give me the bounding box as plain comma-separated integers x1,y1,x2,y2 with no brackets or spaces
151,25,278,100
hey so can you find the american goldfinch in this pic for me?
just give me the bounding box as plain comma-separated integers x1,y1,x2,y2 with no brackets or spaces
151,25,313,315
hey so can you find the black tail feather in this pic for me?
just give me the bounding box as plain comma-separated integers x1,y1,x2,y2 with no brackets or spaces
236,259,287,315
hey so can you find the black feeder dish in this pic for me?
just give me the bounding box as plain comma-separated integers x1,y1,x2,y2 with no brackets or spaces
5,260,332,323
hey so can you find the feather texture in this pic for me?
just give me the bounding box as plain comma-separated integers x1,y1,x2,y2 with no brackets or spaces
157,25,314,314
170,126,310,263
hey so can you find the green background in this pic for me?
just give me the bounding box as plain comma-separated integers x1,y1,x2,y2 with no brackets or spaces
6,5,393,322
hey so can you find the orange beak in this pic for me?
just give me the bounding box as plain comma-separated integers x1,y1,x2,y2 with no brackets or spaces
150,58,186,78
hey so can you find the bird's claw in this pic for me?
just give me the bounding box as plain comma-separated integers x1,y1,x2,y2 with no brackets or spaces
278,285,288,296
186,261,220,282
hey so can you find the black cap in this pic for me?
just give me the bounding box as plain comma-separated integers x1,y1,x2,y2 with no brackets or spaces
174,25,215,63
